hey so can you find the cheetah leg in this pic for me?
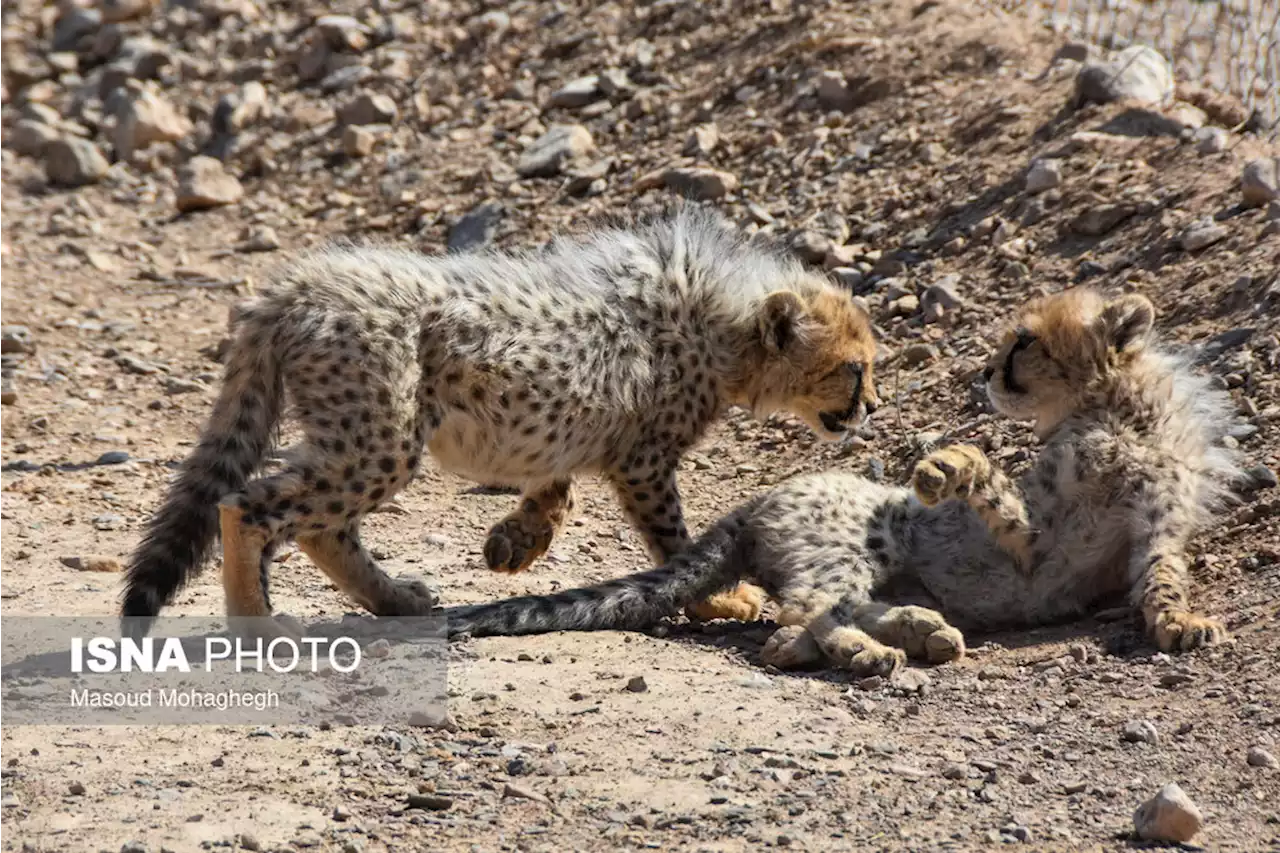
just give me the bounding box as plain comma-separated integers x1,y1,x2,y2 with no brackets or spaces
297,525,437,616
484,479,577,573
608,466,764,623
852,602,966,664
760,625,824,669
911,443,1034,572
219,503,301,643
1130,535,1228,653
807,594,905,676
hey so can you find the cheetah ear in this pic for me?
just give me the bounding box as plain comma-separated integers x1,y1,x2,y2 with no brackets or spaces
759,291,806,353
1099,294,1155,353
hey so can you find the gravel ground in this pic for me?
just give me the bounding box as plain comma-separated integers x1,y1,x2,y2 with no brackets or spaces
2,0,1279,850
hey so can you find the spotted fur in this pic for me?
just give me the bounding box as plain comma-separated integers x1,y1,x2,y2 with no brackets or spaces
120,207,881,637
445,289,1242,668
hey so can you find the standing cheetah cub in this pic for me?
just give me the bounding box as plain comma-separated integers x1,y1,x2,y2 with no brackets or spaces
444,288,1241,670
121,207,881,637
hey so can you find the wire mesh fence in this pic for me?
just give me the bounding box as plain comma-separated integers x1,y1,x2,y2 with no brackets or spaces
1026,0,1279,140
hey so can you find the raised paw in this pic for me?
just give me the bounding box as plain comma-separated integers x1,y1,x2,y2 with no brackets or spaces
685,583,765,623
484,514,556,573
374,577,439,617
760,625,823,669
1153,610,1229,653
912,444,992,507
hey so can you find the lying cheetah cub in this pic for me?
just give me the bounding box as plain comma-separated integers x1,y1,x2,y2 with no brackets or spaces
444,289,1241,671
122,207,881,637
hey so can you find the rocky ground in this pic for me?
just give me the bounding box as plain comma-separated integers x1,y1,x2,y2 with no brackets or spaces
3,0,1280,850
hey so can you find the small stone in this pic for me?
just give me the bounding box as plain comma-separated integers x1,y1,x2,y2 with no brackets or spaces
338,93,397,126
901,343,938,367
1133,782,1203,843
1242,157,1280,207
1,326,35,355
408,710,457,730
787,230,831,265
1018,770,1041,785
683,123,719,157
1076,45,1173,106
120,842,148,853
1122,720,1159,744
890,294,920,316
1194,127,1229,154
652,167,738,201
176,157,243,212
625,676,648,693
1179,218,1228,251
448,203,504,253
116,87,192,161
99,0,154,24
889,668,930,694
1025,159,1062,194
1242,465,1278,491
598,68,633,99
517,124,593,178
1071,204,1137,236
10,119,60,158
941,764,967,780
407,793,453,811
502,782,551,805
239,834,261,852
1246,746,1278,768
830,267,864,290
59,555,123,573
342,126,376,158
238,226,280,253
549,75,602,108
817,70,853,111
68,781,86,795
365,638,391,659
44,138,109,187
315,15,371,52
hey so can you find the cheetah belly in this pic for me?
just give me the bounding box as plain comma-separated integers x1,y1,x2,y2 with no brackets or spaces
427,409,615,485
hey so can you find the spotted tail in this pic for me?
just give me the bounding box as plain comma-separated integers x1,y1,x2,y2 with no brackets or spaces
120,307,284,635
443,512,753,637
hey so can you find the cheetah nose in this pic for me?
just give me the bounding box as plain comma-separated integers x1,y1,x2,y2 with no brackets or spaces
982,364,995,382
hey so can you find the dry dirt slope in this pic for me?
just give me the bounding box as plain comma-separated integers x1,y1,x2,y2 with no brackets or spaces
2,0,1280,850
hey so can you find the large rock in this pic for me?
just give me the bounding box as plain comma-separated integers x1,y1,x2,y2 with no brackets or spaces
1076,45,1173,106
176,156,243,212
1133,783,1203,843
517,124,593,177
44,138,109,187
1241,157,1279,207
115,88,191,160
549,76,602,109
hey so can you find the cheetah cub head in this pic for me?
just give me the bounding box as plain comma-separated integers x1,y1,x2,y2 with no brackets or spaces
984,288,1155,431
750,282,881,441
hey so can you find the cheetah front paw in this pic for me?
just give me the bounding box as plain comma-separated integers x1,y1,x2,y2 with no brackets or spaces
375,577,439,617
760,625,823,669
872,605,967,664
685,583,765,623
911,444,992,507
483,514,556,573
1153,610,1229,652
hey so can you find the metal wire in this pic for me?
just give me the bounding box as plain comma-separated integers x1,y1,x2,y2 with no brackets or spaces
1030,0,1280,140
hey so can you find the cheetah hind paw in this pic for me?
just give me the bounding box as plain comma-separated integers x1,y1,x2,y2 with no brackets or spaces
685,583,764,623
911,444,992,507
760,625,823,669
1153,610,1229,653
483,515,556,573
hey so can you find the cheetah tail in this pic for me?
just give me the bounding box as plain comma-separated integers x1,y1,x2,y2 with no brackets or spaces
120,313,284,636
442,512,752,638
